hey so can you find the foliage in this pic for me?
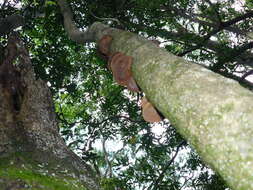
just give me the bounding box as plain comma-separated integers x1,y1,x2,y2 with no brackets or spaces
1,0,253,189
100,177,125,190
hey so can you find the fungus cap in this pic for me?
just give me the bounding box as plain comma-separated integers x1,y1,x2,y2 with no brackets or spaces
141,97,162,123
98,35,113,56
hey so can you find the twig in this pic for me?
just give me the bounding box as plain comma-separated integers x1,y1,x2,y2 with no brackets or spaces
148,140,186,190
101,134,113,177
204,0,222,24
90,11,121,26
179,10,253,56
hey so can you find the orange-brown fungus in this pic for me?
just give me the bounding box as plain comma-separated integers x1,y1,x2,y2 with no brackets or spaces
110,52,133,86
141,97,162,123
107,52,118,71
108,52,140,92
127,77,139,92
98,35,113,56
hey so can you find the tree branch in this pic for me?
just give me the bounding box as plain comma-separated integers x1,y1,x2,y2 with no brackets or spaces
223,10,253,27
57,0,95,43
179,10,253,56
101,134,113,178
148,141,186,190
89,10,121,26
0,14,25,36
161,5,248,36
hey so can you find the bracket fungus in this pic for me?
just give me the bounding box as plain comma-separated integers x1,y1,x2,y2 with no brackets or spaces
98,35,113,56
97,36,163,122
141,97,162,123
109,52,139,92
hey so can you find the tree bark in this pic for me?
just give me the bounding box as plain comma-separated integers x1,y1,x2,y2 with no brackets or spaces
0,33,100,190
0,15,25,37
93,23,253,190
57,1,253,189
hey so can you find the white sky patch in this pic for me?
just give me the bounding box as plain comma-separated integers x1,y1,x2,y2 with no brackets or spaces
0,0,21,8
232,0,245,11
244,75,253,81
151,123,167,136
208,0,245,11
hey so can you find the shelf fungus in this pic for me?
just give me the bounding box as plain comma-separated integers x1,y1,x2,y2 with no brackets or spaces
97,35,113,61
98,35,113,56
141,97,162,123
98,35,163,123
108,52,139,92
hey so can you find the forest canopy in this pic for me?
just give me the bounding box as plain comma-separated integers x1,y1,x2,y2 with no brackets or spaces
0,0,253,190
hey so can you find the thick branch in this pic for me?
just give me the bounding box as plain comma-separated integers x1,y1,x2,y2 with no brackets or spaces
161,6,248,36
129,21,253,67
95,28,253,190
56,1,253,188
223,10,253,27
57,0,95,43
179,10,253,56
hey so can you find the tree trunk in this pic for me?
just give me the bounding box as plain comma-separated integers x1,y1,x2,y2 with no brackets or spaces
0,33,100,190
67,18,253,189
88,22,253,190
0,15,24,37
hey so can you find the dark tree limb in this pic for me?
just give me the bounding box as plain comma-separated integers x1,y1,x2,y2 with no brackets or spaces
161,5,248,36
130,19,252,64
0,14,25,36
230,41,253,59
224,10,253,27
179,10,253,56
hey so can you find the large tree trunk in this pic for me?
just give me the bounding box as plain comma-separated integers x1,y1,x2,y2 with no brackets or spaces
0,33,100,189
90,22,253,190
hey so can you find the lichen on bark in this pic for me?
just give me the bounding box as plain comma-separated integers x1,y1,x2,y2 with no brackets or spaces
92,27,253,190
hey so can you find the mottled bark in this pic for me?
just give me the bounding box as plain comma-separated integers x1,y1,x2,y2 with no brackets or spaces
0,33,100,190
57,0,95,43
248,32,253,39
92,24,253,190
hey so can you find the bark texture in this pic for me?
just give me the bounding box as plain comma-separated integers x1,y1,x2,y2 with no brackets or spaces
93,25,253,190
0,14,25,37
0,33,100,190
57,0,95,43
